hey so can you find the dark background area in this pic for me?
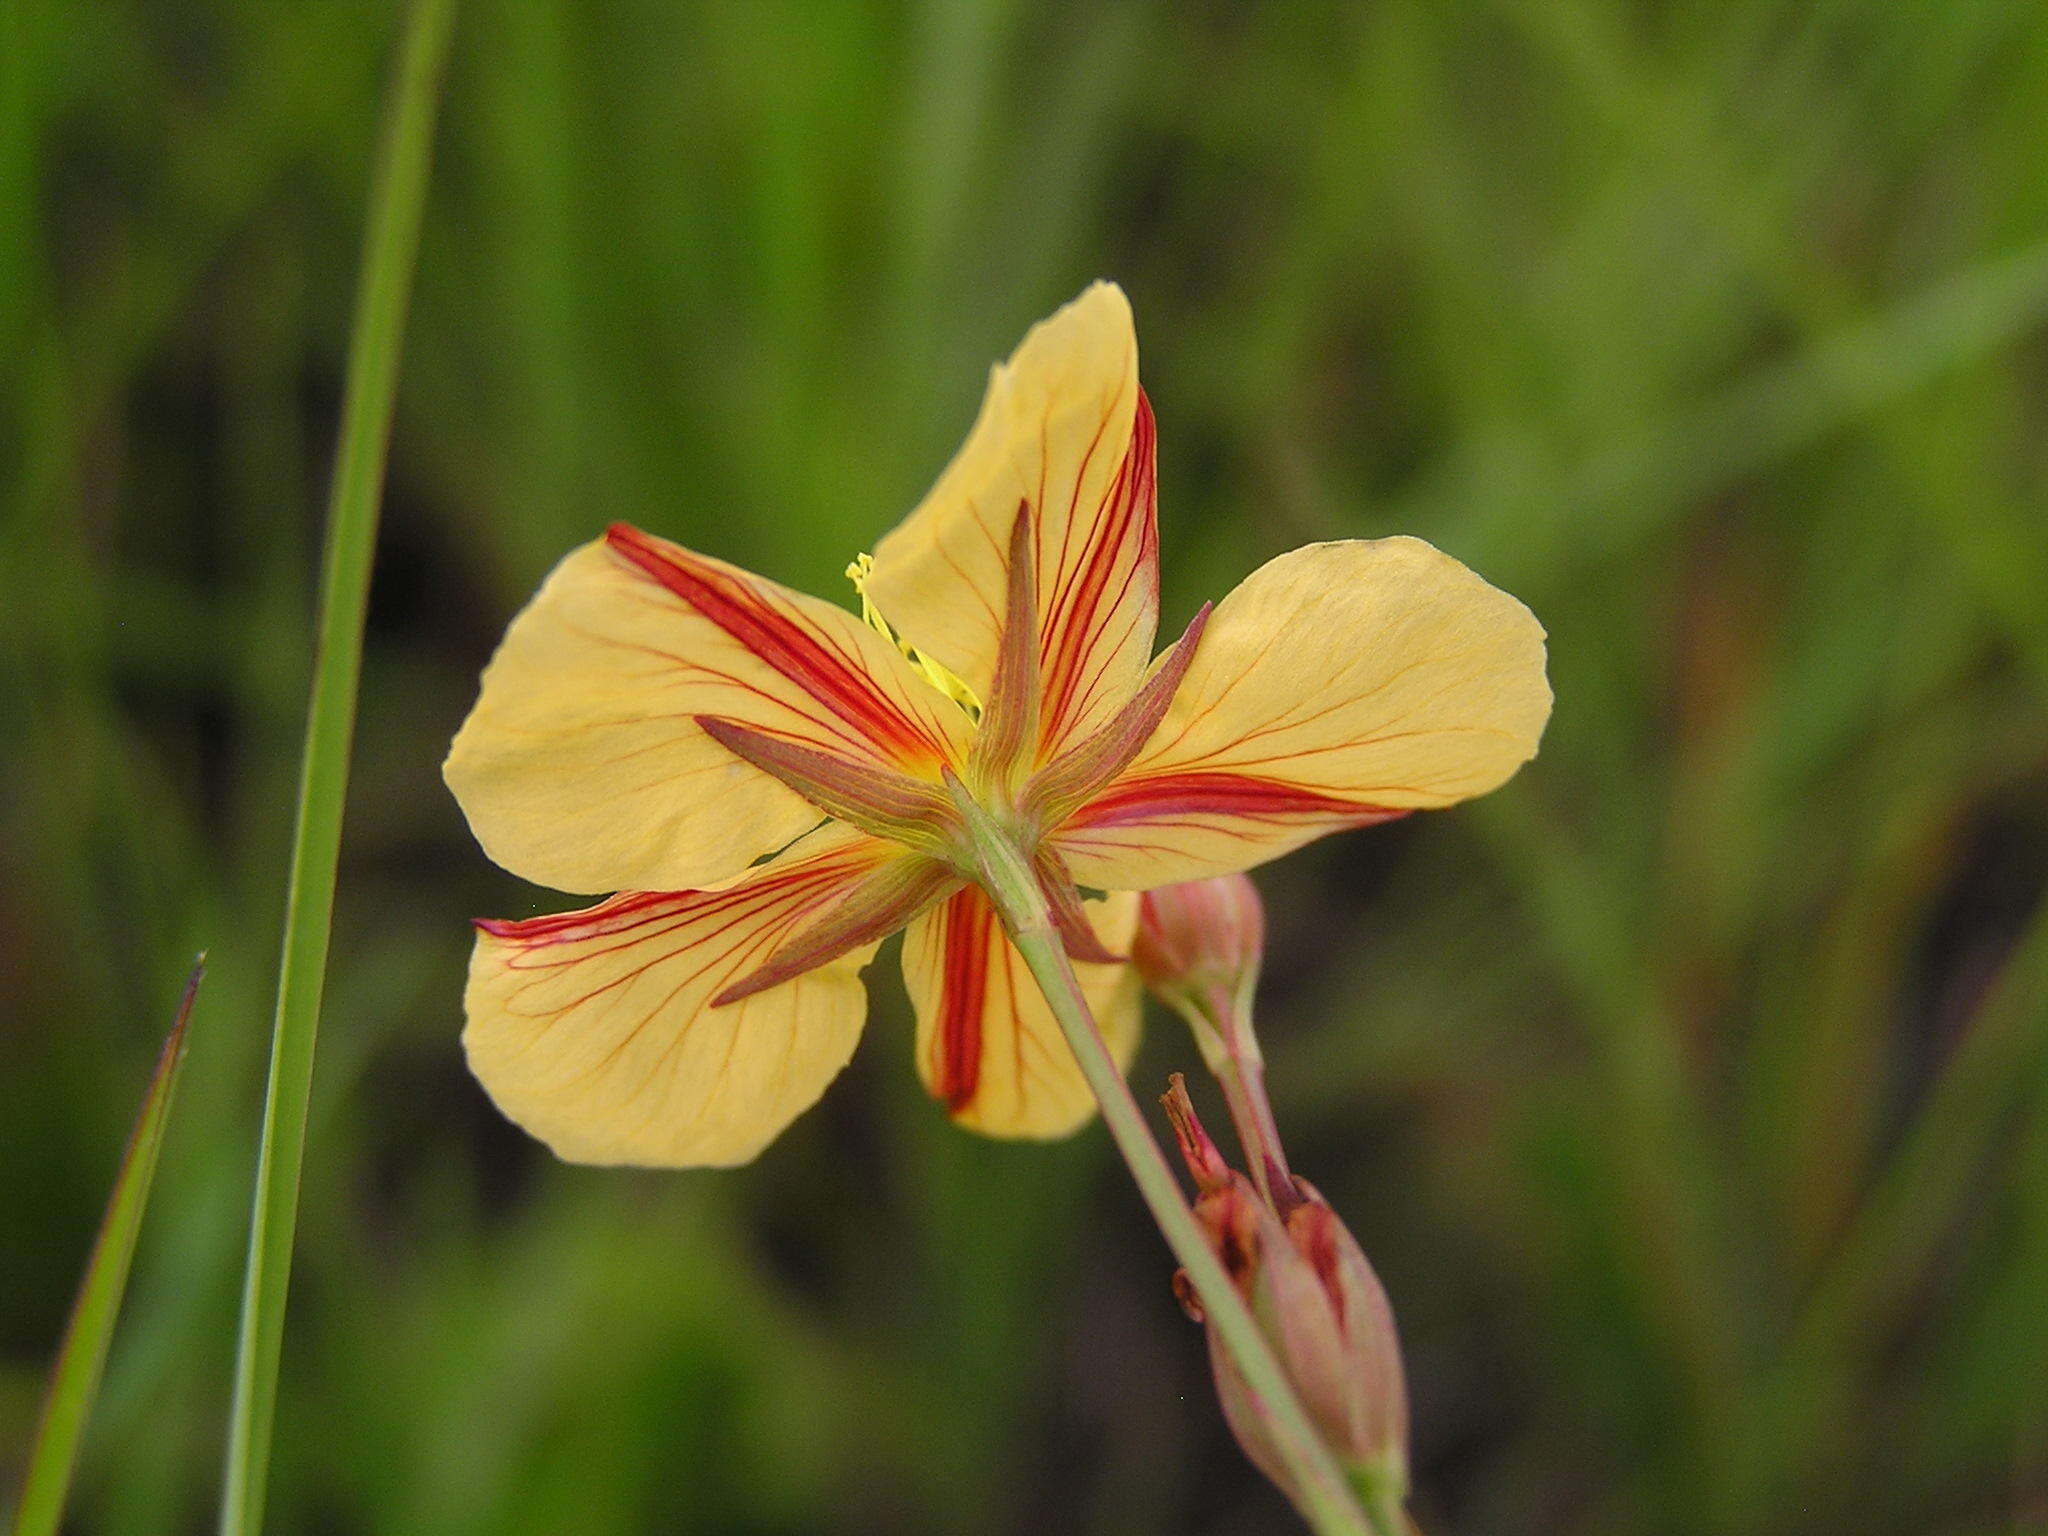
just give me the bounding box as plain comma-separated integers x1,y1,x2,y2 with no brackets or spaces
6,3,2048,1533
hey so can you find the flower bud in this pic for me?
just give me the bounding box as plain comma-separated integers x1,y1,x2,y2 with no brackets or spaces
1135,875,1265,1072
1163,1078,1409,1519
1135,873,1264,1001
1283,1178,1409,1512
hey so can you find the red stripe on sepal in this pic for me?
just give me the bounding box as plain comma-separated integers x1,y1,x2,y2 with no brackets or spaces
1032,846,1124,965
1024,600,1210,827
713,855,959,1005
968,503,1043,788
695,715,958,853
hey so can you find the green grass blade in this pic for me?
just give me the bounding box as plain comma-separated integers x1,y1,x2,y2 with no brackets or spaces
217,4,457,1533
11,958,206,1536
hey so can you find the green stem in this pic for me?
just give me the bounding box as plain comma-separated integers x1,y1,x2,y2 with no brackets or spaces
218,5,455,1533
946,786,1378,1536
1215,1052,1290,1208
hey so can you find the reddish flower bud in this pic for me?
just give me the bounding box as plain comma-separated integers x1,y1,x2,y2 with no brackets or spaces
1134,874,1265,1034
1283,1179,1409,1512
1163,1078,1409,1520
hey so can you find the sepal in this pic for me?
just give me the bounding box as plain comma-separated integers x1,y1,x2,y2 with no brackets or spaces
1024,602,1209,826
715,853,960,1004
696,715,958,855
1032,846,1125,965
967,503,1043,788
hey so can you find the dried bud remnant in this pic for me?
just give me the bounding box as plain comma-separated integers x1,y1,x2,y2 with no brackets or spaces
1162,1076,1409,1522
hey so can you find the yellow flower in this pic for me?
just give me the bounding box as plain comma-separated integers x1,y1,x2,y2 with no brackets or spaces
445,283,1551,1167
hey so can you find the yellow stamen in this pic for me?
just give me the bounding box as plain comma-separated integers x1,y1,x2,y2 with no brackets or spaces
847,553,982,715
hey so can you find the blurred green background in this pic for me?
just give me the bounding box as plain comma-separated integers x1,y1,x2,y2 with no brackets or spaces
7,2,2048,1532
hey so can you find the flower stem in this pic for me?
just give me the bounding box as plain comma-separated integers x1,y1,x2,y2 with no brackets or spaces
1181,984,1294,1212
945,789,1379,1536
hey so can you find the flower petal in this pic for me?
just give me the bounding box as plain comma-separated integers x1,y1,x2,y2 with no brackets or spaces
463,823,904,1168
902,885,1141,1139
1054,538,1551,888
445,529,971,894
865,282,1159,759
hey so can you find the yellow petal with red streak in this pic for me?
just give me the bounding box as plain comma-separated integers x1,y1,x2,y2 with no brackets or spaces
445,528,971,895
463,823,905,1168
902,886,1141,1139
1055,537,1551,889
866,282,1158,759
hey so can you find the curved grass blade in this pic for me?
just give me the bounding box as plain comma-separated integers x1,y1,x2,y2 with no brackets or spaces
11,958,205,1536
218,4,457,1533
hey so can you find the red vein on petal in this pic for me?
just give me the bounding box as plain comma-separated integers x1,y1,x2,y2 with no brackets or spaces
1039,398,1112,638
1068,770,1407,829
931,889,991,1113
474,837,880,960
605,523,943,766
1040,394,1157,749
473,840,897,1095
473,890,685,943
